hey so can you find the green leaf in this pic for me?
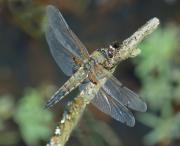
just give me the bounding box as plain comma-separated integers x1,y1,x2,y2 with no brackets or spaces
14,88,53,146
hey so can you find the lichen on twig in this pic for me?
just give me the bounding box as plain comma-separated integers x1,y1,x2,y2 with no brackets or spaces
47,17,160,146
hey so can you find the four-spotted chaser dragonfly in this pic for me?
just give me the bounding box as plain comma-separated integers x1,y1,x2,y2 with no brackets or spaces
45,5,147,126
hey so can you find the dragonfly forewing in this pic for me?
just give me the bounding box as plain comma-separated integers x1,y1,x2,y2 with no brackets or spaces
46,5,89,76
46,26,77,76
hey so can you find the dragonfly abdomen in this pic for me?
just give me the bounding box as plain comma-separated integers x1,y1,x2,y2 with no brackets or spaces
45,67,88,108
63,67,88,94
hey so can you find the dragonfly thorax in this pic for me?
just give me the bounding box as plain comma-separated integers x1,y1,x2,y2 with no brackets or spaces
83,57,96,71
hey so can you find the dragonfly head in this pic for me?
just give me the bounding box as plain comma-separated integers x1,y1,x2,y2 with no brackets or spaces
98,41,120,62
97,41,120,69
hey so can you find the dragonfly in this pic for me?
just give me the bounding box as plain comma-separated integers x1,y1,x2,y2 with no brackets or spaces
45,5,147,127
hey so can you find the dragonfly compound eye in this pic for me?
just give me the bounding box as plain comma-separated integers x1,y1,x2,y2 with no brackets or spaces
108,49,113,58
108,45,116,58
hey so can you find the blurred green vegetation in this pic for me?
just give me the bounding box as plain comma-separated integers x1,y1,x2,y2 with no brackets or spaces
0,95,18,145
14,87,54,146
0,86,54,146
134,26,180,146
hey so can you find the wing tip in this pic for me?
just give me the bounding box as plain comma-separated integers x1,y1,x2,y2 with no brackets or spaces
128,98,147,112
46,5,59,17
137,100,147,112
138,96,147,112
126,116,135,127
47,5,55,11
142,102,147,112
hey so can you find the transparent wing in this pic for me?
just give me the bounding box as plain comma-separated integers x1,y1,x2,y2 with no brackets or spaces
102,75,147,112
94,66,147,112
45,5,89,76
46,26,77,76
91,88,135,127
